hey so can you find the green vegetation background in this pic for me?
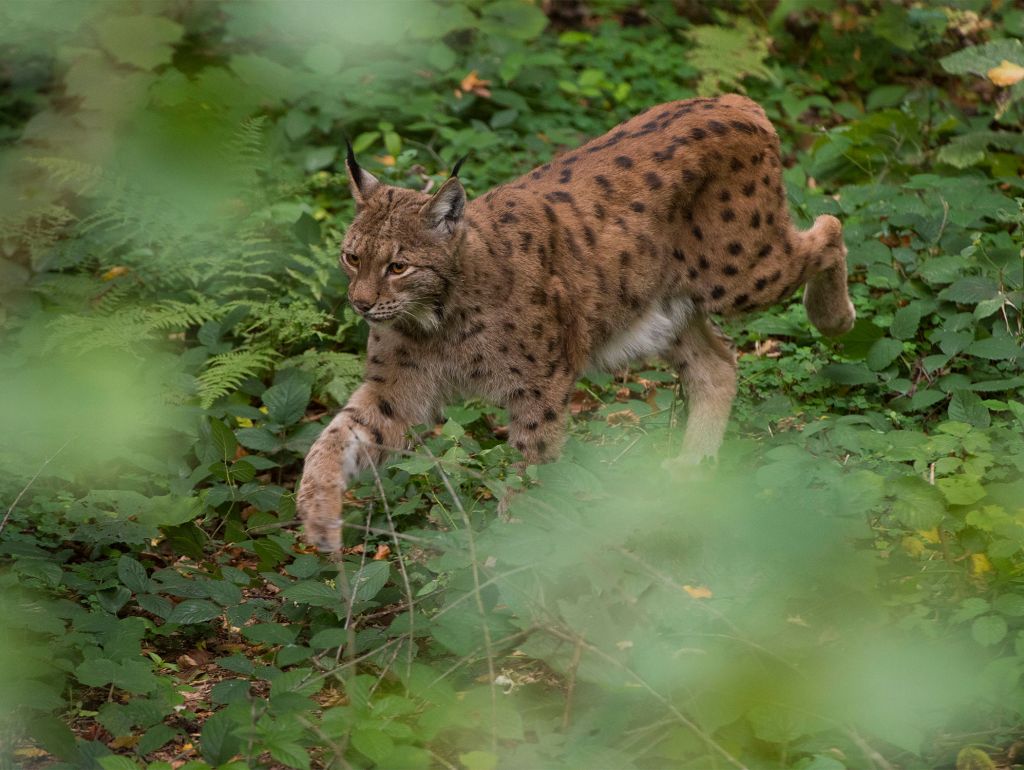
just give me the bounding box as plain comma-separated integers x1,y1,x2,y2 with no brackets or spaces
1,1,1023,769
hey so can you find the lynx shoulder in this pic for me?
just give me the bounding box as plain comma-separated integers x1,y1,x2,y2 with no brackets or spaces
298,94,855,550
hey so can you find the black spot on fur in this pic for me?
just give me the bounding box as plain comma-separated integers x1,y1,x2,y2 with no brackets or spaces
734,293,749,307
723,264,738,276
682,169,699,183
630,201,646,213
672,247,686,261
757,243,773,258
583,225,596,247
378,399,394,418
750,211,761,228
698,255,710,270
545,191,574,204
708,120,728,135
730,157,745,172
718,190,731,203
762,174,770,186
687,267,698,279
644,171,663,189
594,175,613,192
742,181,756,197
721,208,736,222
559,168,572,184
692,225,703,240
614,156,634,169
690,127,707,140
653,147,676,162
727,242,743,256
543,408,557,422
755,277,768,290
711,286,726,299
519,231,532,251
526,421,539,431
594,203,606,220
766,212,775,225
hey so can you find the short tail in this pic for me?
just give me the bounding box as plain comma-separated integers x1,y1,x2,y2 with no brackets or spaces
800,215,856,337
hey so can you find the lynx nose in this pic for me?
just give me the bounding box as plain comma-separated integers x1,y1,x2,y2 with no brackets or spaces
352,298,373,314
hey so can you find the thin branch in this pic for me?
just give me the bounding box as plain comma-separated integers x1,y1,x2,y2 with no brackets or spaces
0,438,74,538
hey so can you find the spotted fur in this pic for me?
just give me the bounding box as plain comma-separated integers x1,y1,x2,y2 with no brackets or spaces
299,94,855,551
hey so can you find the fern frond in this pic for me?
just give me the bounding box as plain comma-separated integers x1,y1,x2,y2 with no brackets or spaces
196,347,277,408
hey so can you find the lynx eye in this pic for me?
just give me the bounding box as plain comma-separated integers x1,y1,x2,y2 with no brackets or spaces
343,252,360,268
387,262,409,276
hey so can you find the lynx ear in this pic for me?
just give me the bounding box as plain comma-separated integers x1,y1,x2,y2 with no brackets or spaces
420,176,466,236
345,139,379,206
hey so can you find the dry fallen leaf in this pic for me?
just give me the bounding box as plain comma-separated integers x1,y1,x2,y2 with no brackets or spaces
101,265,129,281
606,409,639,426
987,60,1024,87
683,584,712,599
458,70,492,98
753,338,782,358
373,543,391,561
374,155,396,167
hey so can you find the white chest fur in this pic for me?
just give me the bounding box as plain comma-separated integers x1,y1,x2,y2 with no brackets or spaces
590,297,695,371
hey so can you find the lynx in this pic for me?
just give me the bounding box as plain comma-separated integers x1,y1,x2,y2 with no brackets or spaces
298,94,855,551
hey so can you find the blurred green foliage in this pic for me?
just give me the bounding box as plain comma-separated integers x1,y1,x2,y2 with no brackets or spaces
0,1,1023,769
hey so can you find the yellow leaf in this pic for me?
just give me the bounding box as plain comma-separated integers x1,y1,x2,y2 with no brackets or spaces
101,265,129,281
918,527,941,544
236,416,254,428
956,746,996,770
683,584,712,599
970,553,993,575
902,536,925,558
987,60,1024,87
109,734,139,749
14,747,49,759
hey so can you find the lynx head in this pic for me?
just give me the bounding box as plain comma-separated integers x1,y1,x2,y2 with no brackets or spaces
340,145,467,331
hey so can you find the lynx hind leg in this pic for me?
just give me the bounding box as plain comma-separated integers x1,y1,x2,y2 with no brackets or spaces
663,316,738,467
799,215,856,337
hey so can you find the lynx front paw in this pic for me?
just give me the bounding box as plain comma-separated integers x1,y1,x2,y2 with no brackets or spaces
297,478,344,552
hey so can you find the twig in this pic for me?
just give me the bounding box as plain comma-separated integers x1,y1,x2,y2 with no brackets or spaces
846,727,896,770
561,635,584,731
0,438,74,538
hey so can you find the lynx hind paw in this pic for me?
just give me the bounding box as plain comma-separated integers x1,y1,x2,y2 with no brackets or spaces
298,485,343,552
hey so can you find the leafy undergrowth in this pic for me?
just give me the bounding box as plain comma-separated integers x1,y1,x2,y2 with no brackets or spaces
1,2,1023,769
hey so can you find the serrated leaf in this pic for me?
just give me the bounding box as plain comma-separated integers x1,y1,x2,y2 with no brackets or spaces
167,599,222,625
201,710,242,766
351,727,394,764
480,1,549,41
889,476,946,529
937,476,987,506
867,338,903,371
971,614,1008,647
968,336,1022,361
822,363,877,385
94,15,184,70
309,628,348,649
281,580,342,608
993,594,1024,617
116,555,150,594
948,389,990,428
890,304,922,340
263,379,311,426
350,561,390,602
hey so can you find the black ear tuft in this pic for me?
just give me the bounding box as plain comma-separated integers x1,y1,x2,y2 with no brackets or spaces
449,154,469,179
345,138,362,190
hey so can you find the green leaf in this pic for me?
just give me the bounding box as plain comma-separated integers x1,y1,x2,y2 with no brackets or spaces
98,757,142,770
293,212,321,246
351,727,394,764
822,363,876,386
269,742,311,770
971,614,1008,647
201,710,241,766
167,599,222,625
867,338,903,371
480,1,549,40
281,580,342,608
889,476,946,530
948,390,990,428
243,622,296,646
968,336,1022,361
310,628,348,649
349,561,390,602
116,555,150,594
263,379,311,426
94,15,184,70
237,427,282,453
937,476,987,506
890,304,922,340
993,594,1024,617
941,39,1024,77
207,417,238,461
460,751,499,770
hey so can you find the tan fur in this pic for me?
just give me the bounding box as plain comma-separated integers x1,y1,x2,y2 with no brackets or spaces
299,94,855,550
